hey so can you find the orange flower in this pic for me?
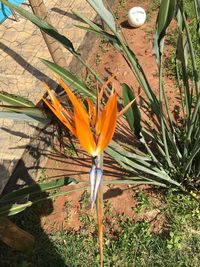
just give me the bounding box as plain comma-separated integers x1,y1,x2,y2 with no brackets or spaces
43,77,117,157
43,76,137,206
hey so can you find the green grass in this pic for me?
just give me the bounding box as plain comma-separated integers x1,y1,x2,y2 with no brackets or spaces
1,189,200,267
146,0,160,22
0,1,200,266
134,190,151,213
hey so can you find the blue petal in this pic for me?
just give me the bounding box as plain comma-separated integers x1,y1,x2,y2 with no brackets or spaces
89,164,96,203
92,168,103,204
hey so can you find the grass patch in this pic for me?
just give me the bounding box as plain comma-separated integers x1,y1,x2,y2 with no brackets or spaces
146,0,160,22
0,190,200,267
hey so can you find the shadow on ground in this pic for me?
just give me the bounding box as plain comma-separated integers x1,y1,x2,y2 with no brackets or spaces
0,160,69,267
0,42,57,88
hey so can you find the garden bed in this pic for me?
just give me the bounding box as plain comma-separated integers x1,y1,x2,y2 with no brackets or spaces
39,0,179,232
0,0,200,266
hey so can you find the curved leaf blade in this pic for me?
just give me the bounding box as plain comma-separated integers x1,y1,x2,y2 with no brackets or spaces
0,185,88,217
0,177,79,204
0,91,35,107
156,0,176,38
86,0,116,33
41,59,95,100
72,10,102,32
122,83,141,138
0,111,48,123
0,202,33,217
154,0,177,61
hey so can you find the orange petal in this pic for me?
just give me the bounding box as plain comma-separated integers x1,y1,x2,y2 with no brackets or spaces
96,92,117,154
74,109,96,156
95,111,103,137
98,73,117,103
117,92,142,118
45,84,61,111
87,97,96,126
57,77,89,125
43,97,76,136
95,91,115,136
45,84,72,121
97,74,117,124
117,99,135,118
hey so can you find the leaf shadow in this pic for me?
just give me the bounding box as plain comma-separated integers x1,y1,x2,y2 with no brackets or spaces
0,160,68,267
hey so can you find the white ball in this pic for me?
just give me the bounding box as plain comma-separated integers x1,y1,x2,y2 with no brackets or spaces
128,7,146,28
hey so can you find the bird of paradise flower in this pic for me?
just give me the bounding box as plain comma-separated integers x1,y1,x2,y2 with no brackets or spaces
43,76,135,267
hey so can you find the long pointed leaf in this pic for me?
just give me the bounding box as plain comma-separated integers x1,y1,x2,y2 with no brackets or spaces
86,0,116,33
0,177,79,204
104,179,167,187
106,146,181,187
1,105,48,118
41,59,95,100
0,111,47,123
122,83,141,138
154,0,177,62
0,186,88,217
72,10,102,32
0,91,35,107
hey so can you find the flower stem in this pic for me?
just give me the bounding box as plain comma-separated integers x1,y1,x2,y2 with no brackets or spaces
96,153,104,267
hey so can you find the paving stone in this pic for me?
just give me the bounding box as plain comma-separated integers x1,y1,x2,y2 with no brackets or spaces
0,0,96,193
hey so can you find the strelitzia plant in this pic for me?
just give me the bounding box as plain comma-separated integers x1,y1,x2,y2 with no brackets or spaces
43,76,133,266
43,77,117,202
1,0,200,264
1,0,200,191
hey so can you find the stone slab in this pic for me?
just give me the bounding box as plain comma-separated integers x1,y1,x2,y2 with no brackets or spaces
0,0,116,194
0,0,97,193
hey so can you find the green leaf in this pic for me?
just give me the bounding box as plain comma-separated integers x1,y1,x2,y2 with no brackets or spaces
1,105,47,116
0,111,48,123
41,59,96,100
122,83,142,138
109,141,151,162
106,146,181,188
176,34,191,116
154,0,177,61
72,10,102,32
104,179,167,187
0,185,88,217
0,0,78,55
195,0,200,37
0,91,35,107
0,202,33,217
156,0,177,38
0,177,78,204
86,0,116,33
0,92,49,123
120,45,160,119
